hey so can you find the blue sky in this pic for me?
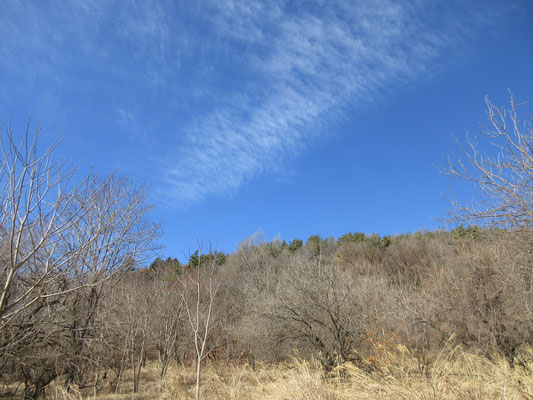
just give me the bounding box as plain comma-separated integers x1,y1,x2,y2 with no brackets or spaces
1,0,532,261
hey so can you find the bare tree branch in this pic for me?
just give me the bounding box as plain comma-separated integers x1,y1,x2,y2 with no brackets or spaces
441,91,533,229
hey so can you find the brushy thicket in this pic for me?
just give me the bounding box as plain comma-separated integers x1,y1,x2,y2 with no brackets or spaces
220,228,533,370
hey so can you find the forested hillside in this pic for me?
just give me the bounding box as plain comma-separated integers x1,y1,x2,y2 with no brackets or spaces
3,227,532,399
1,96,532,399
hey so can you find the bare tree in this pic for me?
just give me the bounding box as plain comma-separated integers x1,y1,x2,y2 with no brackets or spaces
438,92,533,365
148,263,185,381
0,123,160,398
442,92,533,228
262,256,397,369
180,245,221,399
0,123,159,330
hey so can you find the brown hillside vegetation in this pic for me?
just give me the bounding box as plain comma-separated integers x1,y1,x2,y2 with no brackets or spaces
2,228,532,399
1,95,532,398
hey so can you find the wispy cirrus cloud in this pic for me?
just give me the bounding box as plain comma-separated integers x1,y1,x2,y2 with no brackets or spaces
0,0,501,205
163,0,481,204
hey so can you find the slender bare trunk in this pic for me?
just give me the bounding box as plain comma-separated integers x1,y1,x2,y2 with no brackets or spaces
195,357,201,399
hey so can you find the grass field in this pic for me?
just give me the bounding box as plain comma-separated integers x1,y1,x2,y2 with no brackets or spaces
44,345,533,400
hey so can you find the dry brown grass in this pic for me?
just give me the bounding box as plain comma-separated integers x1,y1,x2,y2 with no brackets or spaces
332,344,533,400
47,363,162,400
41,346,533,400
161,359,335,400
161,346,532,400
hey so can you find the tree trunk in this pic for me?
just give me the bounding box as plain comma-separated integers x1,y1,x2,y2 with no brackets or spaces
133,341,145,393
195,357,201,399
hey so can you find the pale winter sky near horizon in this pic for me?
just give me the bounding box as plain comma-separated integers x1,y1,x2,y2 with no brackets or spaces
1,0,533,262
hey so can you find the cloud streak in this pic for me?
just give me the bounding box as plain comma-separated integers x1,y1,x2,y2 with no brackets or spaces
164,0,473,204
0,0,498,205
